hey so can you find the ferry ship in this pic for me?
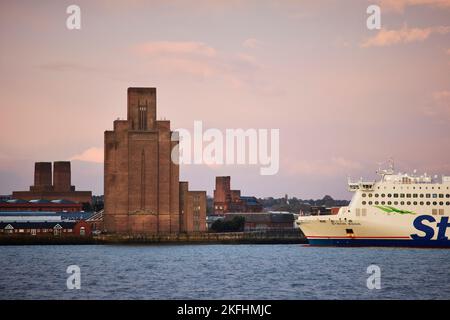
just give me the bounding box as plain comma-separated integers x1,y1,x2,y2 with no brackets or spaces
297,161,450,247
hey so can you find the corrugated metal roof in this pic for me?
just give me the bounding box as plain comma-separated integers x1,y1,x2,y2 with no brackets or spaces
51,199,76,204
29,199,51,204
5,199,28,204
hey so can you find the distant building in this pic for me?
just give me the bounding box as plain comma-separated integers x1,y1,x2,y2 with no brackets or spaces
0,221,91,236
224,212,295,231
0,199,82,212
104,87,206,234
86,210,104,232
12,161,92,204
0,211,91,236
179,182,207,233
0,195,11,202
213,176,262,215
206,215,223,230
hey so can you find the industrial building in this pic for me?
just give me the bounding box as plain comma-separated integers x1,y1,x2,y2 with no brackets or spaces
104,87,206,234
213,176,263,215
0,199,82,212
179,182,207,233
0,211,92,236
12,161,92,204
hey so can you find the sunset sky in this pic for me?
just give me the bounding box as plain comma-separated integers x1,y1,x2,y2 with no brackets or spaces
1,0,450,199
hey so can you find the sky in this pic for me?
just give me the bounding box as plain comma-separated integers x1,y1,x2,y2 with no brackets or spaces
0,0,449,199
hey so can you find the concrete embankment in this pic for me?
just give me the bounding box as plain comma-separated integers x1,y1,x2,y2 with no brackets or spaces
0,229,306,245
95,229,306,245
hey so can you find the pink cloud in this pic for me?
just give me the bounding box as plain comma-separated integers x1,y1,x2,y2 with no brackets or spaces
131,41,266,89
361,25,450,47
134,41,216,58
243,38,262,49
378,0,450,12
70,147,104,164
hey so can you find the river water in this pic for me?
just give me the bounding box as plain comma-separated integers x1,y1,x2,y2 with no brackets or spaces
0,244,449,299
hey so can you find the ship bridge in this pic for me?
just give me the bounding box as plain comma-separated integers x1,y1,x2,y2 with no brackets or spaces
348,179,375,192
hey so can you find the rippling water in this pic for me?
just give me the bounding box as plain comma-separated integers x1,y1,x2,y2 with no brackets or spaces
0,245,449,299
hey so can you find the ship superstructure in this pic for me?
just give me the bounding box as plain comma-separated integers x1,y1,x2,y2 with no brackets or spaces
297,160,450,247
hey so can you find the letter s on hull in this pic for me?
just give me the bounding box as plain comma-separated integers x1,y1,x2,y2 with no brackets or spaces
411,215,436,240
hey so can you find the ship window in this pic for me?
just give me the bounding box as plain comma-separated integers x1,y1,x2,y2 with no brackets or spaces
381,201,385,205
407,201,411,205
368,193,373,198
446,202,450,206
432,194,437,198
413,194,418,198
400,194,404,198
426,194,431,198
433,201,437,206
400,201,405,205
387,201,392,205
345,229,354,235
362,201,366,205
426,201,431,205
394,194,398,198
368,201,373,205
413,201,417,205
375,194,379,198
381,194,385,197
439,202,443,206
446,194,450,198
406,194,411,198
439,194,444,198
420,201,424,205
362,193,366,197
432,209,437,215
375,201,379,205
439,209,444,215
419,194,424,198
394,201,398,205
388,194,392,198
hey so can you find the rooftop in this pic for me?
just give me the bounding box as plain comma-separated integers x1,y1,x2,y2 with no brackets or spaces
1,199,78,205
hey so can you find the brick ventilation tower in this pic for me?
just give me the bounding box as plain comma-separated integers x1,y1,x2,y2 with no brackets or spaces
31,162,53,192
12,161,92,204
53,161,73,192
104,88,180,234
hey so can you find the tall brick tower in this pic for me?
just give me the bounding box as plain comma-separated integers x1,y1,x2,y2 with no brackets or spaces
53,161,73,192
31,162,53,192
104,88,180,234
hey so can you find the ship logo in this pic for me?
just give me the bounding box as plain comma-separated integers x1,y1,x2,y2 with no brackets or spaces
373,205,416,215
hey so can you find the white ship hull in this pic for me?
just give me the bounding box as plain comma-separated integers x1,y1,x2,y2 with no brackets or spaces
298,211,450,247
297,163,450,248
